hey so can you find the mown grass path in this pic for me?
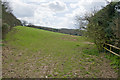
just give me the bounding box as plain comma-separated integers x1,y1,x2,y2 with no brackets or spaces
2,26,118,78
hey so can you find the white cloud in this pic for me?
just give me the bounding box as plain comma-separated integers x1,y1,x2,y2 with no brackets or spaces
26,0,70,29
70,0,94,9
73,6,87,16
33,6,56,26
2,0,47,3
69,0,106,17
65,6,87,21
7,0,37,17
70,0,106,9
48,0,68,12
2,0,107,29
8,0,69,28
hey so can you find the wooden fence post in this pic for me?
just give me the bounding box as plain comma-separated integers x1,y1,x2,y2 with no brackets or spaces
103,43,120,57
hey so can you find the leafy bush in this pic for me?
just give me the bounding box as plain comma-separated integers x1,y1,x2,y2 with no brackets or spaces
82,49,99,56
105,53,120,71
2,23,10,39
85,2,119,51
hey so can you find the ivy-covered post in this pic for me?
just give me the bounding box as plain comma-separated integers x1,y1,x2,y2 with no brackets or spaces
115,2,120,48
115,2,120,78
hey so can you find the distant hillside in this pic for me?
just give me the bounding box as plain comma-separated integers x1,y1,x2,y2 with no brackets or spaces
59,28,82,36
27,25,84,36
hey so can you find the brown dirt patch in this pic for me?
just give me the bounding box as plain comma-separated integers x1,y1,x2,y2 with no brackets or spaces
61,35,78,42
70,35,78,38
84,42,94,45
61,38,77,41
2,46,118,78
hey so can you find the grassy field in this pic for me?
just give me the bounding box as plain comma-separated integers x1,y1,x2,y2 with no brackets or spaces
2,26,118,78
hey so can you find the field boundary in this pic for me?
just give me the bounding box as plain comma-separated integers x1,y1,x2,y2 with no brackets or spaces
103,43,120,57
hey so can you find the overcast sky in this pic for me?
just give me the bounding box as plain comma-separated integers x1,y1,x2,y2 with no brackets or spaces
3,0,112,29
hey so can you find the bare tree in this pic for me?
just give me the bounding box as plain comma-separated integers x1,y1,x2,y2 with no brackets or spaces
105,0,110,4
75,7,99,30
27,23,34,27
22,20,28,26
75,12,92,30
2,1,12,13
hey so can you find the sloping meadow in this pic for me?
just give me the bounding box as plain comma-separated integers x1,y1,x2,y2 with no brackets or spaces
2,26,118,78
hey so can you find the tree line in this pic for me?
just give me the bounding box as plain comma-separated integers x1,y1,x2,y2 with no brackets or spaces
2,1,22,39
76,2,120,52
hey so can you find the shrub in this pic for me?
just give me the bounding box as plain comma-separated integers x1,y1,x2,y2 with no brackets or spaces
82,49,99,56
2,23,10,39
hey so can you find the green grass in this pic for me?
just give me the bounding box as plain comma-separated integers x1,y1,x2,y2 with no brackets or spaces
105,53,120,72
82,49,99,56
3,26,118,78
